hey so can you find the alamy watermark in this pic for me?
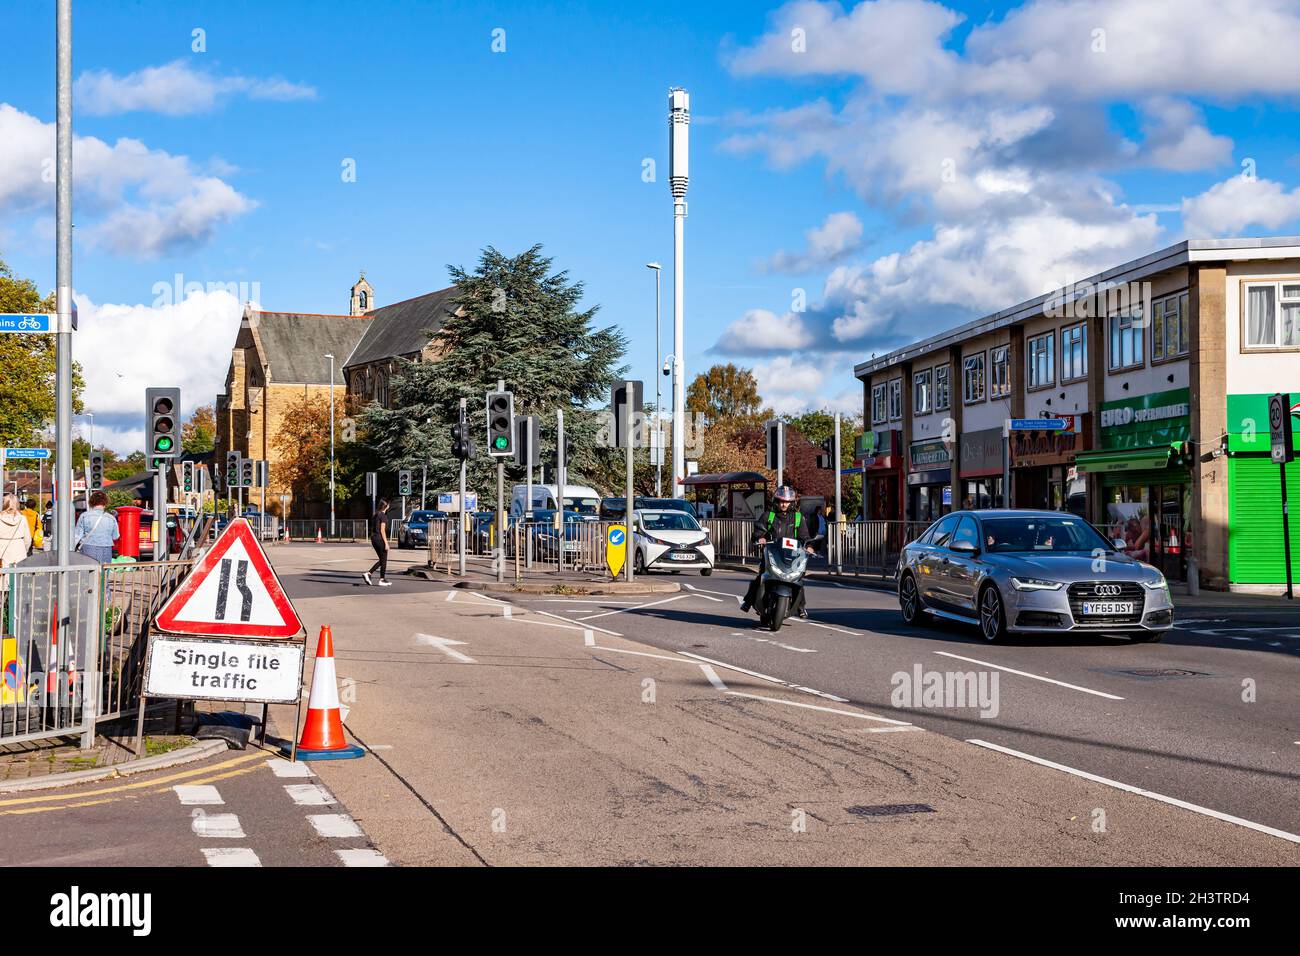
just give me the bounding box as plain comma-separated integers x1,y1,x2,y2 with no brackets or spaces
891,664,1000,718
1045,279,1152,325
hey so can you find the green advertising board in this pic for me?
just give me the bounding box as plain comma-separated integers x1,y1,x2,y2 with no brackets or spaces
1098,387,1190,450
1226,391,1300,584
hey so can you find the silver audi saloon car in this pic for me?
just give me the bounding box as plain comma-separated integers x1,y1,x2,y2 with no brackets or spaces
897,509,1174,643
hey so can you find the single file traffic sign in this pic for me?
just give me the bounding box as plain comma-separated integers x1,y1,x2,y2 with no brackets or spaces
154,518,303,638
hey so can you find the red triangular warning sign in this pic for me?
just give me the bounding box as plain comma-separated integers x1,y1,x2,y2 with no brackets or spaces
155,518,303,638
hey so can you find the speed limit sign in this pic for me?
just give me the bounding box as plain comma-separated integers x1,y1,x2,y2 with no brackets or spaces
1269,393,1294,464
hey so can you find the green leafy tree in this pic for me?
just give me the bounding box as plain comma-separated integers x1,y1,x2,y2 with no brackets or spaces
0,257,84,446
686,363,763,428
106,450,146,482
183,404,216,454
361,245,627,498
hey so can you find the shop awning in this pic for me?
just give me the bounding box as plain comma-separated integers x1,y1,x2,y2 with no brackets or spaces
1074,444,1174,474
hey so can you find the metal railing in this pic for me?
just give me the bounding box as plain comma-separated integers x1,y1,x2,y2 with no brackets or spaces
1,559,191,749
284,519,368,541
708,518,927,578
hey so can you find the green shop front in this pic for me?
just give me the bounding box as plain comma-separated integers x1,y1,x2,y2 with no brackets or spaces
1225,392,1300,589
1074,388,1193,582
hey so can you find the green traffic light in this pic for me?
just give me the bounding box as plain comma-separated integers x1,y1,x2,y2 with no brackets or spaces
155,436,173,452
494,436,508,450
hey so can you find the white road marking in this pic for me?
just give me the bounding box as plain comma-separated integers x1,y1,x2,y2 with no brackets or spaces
934,651,1125,700
725,692,912,725
690,592,724,602
803,620,859,636
308,813,365,838
699,664,728,691
746,635,816,653
471,592,623,636
583,629,594,646
202,847,262,867
863,725,925,733
192,812,245,838
539,598,639,604
591,645,689,662
173,784,224,805
967,739,1300,845
444,590,457,602
367,744,394,751
336,848,391,867
678,651,848,701
503,605,512,618
684,582,743,600
266,759,315,778
578,594,688,620
284,784,337,806
415,633,476,663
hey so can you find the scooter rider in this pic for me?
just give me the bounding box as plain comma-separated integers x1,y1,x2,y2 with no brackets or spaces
740,485,821,618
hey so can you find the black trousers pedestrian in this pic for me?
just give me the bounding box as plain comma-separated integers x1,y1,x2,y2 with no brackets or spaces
368,534,388,580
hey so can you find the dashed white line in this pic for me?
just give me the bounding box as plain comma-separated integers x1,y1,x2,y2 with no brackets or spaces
591,644,689,662
284,784,336,806
934,651,1125,701
266,759,314,778
308,813,365,838
678,651,849,702
192,812,246,838
967,739,1300,845
725,691,911,725
802,620,859,636
444,590,457,602
335,848,391,867
173,784,224,805
583,629,595,646
201,847,262,867
578,594,688,620
699,664,728,691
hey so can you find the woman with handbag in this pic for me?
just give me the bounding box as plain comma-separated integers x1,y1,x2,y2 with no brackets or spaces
73,490,120,563
0,495,34,600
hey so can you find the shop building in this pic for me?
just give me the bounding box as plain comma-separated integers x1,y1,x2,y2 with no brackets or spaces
855,237,1300,593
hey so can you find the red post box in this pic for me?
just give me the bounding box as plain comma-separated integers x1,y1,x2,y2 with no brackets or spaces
115,506,142,558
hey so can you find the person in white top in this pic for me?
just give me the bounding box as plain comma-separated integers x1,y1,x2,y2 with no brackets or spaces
0,494,34,596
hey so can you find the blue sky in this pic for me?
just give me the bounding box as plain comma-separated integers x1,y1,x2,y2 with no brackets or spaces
4,0,1300,450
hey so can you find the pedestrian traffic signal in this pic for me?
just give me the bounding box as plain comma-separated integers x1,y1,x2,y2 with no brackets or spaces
817,437,834,470
766,420,783,470
486,390,514,457
225,451,240,490
240,458,255,487
145,387,181,459
182,460,195,493
398,469,412,496
256,460,269,488
89,454,105,491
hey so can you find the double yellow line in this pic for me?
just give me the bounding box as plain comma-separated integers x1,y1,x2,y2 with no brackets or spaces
0,750,270,815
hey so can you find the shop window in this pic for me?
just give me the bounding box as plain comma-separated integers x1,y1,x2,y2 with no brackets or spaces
913,369,932,415
990,346,1010,398
1026,334,1054,390
1244,281,1300,349
1109,313,1144,370
1152,291,1190,361
871,384,887,424
1061,322,1087,381
888,379,902,420
963,352,985,404
934,364,951,411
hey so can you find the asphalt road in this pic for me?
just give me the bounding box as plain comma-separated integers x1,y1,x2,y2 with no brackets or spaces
502,568,1300,838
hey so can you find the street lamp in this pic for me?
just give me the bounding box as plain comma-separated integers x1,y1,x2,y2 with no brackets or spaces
326,353,336,536
646,262,662,496
668,87,689,496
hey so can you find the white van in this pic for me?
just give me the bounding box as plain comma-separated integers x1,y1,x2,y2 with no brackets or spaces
510,483,602,518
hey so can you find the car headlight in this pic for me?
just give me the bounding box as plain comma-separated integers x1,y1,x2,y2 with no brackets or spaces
1011,577,1064,591
1142,573,1168,590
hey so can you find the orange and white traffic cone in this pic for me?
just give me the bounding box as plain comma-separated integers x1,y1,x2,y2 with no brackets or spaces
293,625,364,760
315,527,323,543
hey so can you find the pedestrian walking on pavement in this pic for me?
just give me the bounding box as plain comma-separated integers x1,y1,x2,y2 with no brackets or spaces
73,490,120,563
1,494,33,574
364,498,392,587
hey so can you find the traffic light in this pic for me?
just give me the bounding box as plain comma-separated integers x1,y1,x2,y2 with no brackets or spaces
513,416,540,467
145,387,181,460
610,381,644,448
240,458,255,488
817,437,834,470
225,451,241,490
181,460,195,493
486,390,514,457
398,469,412,496
89,454,105,491
256,460,269,488
450,422,475,460
766,421,783,470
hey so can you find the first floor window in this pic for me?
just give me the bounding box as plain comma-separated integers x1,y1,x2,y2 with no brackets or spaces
934,364,951,410
888,379,902,420
1061,322,1087,380
1152,292,1190,360
1110,313,1144,369
963,353,985,403
989,345,1009,397
1027,333,1054,389
871,384,887,424
914,369,932,414
1245,282,1300,348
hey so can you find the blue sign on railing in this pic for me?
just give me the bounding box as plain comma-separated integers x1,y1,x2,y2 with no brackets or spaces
1010,418,1068,431
0,313,52,334
4,447,51,459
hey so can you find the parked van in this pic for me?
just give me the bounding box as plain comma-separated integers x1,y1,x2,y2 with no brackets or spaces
510,484,602,518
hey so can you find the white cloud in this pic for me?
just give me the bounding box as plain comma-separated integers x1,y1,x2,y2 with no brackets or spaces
76,60,316,116
763,211,863,273
0,103,255,257
713,308,816,355
74,288,247,453
751,355,861,416
1181,175,1300,236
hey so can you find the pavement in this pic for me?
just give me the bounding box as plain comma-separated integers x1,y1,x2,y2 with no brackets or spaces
8,540,1295,866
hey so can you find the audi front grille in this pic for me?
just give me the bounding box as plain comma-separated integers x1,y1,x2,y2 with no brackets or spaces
1066,581,1145,627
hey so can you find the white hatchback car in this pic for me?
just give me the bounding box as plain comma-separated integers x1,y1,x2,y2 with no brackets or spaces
632,509,714,575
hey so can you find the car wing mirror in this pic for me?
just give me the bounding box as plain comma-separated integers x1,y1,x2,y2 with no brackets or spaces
950,540,979,555
1112,538,1127,550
